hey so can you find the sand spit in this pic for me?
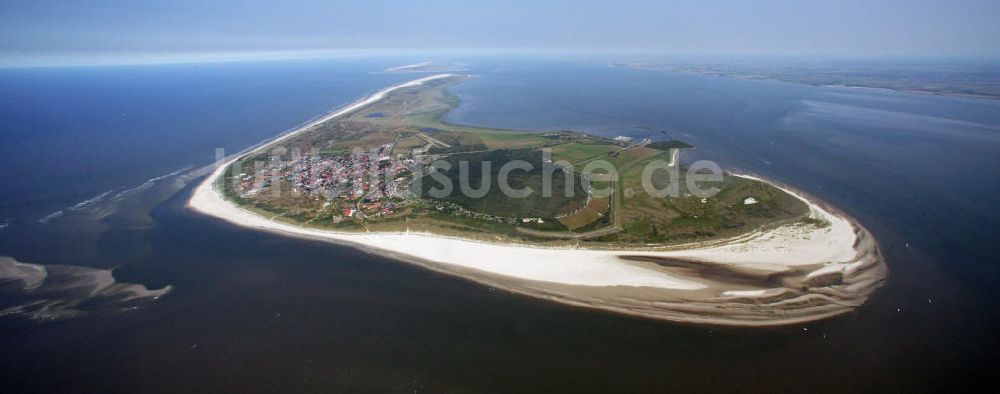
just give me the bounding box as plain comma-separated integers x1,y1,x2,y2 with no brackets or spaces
188,75,887,327
386,61,434,72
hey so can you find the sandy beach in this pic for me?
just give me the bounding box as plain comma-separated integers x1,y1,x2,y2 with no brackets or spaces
188,75,887,326
386,61,434,72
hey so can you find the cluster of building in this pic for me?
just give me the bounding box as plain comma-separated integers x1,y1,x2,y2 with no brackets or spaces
235,143,417,218
234,140,571,225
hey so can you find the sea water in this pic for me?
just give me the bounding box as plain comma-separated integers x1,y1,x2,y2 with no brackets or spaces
1,55,998,391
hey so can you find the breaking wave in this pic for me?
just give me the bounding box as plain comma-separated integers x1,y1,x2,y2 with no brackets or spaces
37,210,64,224
36,166,193,224
111,165,192,201
68,190,113,211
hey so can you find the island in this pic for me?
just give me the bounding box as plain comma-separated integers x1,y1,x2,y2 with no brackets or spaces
189,73,888,326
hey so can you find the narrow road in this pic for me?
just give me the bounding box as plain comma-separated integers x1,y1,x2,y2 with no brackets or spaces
416,132,452,148
515,145,663,240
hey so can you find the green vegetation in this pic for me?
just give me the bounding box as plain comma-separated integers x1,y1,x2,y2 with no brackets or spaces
417,149,587,218
548,142,620,164
646,140,693,150
226,75,811,247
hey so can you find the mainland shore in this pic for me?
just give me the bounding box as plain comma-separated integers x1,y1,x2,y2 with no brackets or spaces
188,75,887,327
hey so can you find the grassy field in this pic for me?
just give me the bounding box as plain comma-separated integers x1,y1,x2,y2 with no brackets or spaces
392,134,428,154
548,142,620,164
606,151,810,244
558,196,610,230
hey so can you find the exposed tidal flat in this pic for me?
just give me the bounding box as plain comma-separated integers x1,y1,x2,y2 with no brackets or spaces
0,256,171,320
189,74,887,326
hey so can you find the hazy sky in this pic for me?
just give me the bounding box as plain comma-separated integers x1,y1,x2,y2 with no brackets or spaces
2,0,999,63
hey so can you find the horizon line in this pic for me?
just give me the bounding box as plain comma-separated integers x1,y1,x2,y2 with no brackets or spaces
4,48,1000,69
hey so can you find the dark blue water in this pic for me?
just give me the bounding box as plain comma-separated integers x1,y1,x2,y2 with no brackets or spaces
0,58,417,265
1,56,998,392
